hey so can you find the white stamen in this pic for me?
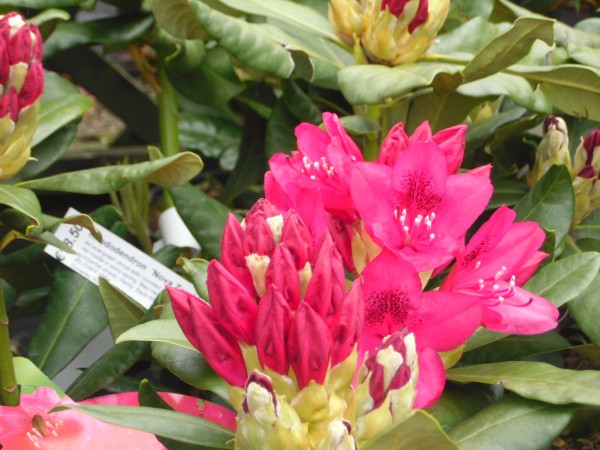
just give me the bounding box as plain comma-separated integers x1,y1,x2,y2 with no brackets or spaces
429,233,435,241
493,284,499,291
498,296,505,302
403,226,410,233
313,161,320,170
475,261,481,269
414,215,423,226
310,175,316,180
478,279,485,290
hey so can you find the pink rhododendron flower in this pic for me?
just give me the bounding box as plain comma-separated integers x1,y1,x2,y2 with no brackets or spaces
266,112,363,223
360,250,481,407
441,205,559,334
168,200,364,389
0,387,232,449
352,141,492,272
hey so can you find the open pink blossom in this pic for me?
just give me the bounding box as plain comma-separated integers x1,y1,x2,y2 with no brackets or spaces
441,205,558,334
360,250,481,408
266,112,363,223
0,387,233,449
352,141,492,272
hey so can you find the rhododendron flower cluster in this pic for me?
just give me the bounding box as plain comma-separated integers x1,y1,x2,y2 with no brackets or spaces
167,113,559,448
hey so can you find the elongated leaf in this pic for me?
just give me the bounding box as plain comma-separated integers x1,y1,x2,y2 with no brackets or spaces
19,152,203,194
449,396,574,450
188,0,294,78
27,267,108,378
66,340,149,401
169,183,235,260
152,0,208,39
514,165,574,245
0,0,85,7
461,332,571,365
221,0,338,42
51,405,234,448
463,17,554,82
509,65,600,121
572,207,600,240
523,252,600,307
406,91,481,133
178,113,241,158
32,72,92,147
43,14,154,58
0,185,42,232
179,258,209,301
426,383,502,432
116,319,195,351
569,275,600,347
431,17,506,55
362,410,458,449
464,328,509,352
338,63,462,105
14,357,65,396
152,341,229,401
99,278,145,341
447,361,600,406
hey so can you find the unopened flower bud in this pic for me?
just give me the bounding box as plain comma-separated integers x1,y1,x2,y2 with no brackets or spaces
0,12,44,180
573,125,600,224
527,116,573,187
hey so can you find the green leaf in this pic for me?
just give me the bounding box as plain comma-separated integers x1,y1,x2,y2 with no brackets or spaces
458,73,551,113
338,63,462,105
514,165,574,246
461,332,571,365
432,17,506,56
152,341,230,401
464,328,509,352
14,357,65,396
0,185,42,233
188,0,294,79
51,405,234,448
463,17,554,82
152,0,208,39
406,92,481,133
509,65,600,121
449,396,574,450
447,361,600,406
27,267,108,378
99,278,145,341
178,112,241,158
32,71,93,147
19,151,203,194
487,178,529,209
338,115,380,135
523,252,600,307
0,0,86,7
220,0,339,43
116,318,195,351
43,14,154,58
282,79,322,123
265,99,298,158
572,208,600,240
569,275,600,347
362,410,458,449
169,183,235,260
18,122,78,181
426,383,502,432
179,258,209,301
66,340,149,401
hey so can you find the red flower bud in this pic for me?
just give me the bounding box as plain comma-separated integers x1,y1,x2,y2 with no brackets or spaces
255,287,292,375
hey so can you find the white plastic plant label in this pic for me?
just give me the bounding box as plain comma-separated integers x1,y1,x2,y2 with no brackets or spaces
44,208,198,309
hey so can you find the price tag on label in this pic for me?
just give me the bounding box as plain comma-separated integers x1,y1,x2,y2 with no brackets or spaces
44,208,198,309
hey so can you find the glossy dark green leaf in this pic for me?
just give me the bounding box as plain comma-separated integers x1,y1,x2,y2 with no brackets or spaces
99,278,145,341
19,151,203,194
178,112,241,159
523,252,600,307
449,396,574,450
338,63,462,105
220,111,267,204
51,404,234,448
447,361,600,406
66,340,149,401
188,0,294,79
265,99,298,158
43,14,154,58
463,17,554,82
406,92,480,133
27,267,107,378
514,165,574,245
569,275,600,347
461,332,571,365
169,183,235,260
117,318,194,350
432,17,505,55
487,178,528,209
572,208,600,240
464,328,509,352
282,80,321,123
152,0,207,39
362,410,458,449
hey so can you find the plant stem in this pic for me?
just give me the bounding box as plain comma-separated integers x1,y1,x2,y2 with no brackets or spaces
0,279,19,406
157,58,180,209
363,104,382,161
